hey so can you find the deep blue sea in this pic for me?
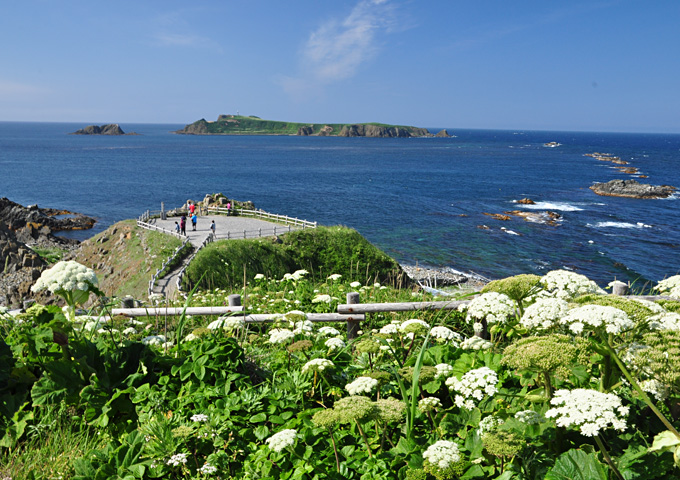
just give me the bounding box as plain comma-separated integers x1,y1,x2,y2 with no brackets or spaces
1,121,679,286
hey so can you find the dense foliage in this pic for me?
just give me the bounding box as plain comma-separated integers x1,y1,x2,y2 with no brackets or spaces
183,226,405,291
3,267,680,479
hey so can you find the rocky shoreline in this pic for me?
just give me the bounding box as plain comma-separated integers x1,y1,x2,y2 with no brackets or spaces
400,264,489,289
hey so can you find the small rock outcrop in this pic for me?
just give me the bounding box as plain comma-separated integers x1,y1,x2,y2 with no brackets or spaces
297,126,314,136
72,124,130,135
589,179,676,199
0,198,96,234
175,120,210,135
435,129,451,138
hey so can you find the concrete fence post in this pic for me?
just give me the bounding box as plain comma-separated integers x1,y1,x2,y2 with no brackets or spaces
228,294,242,307
346,292,361,340
611,280,629,296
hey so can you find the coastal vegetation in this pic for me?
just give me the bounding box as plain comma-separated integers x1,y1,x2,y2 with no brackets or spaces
183,226,405,291
174,115,430,137
3,242,680,479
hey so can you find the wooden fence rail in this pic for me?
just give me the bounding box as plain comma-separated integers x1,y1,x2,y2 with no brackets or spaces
207,206,317,229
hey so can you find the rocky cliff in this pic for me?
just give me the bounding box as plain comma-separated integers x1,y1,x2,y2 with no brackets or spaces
336,124,430,138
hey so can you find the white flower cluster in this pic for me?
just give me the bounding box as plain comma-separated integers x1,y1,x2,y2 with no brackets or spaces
446,367,499,410
430,326,462,345
327,273,342,281
520,298,570,330
191,413,209,422
207,315,244,331
460,336,493,351
142,335,166,346
282,270,308,281
318,326,340,337
266,429,297,452
545,388,629,437
656,275,680,299
198,462,218,475
648,312,680,331
560,305,633,335
418,397,442,412
466,292,515,324
269,328,295,344
254,273,266,280
379,322,400,336
31,260,98,294
640,379,669,402
399,319,431,334
122,327,137,335
422,440,461,470
312,294,332,304
302,358,334,374
325,337,346,351
540,269,606,300
167,453,188,466
350,281,362,288
515,410,545,425
434,363,454,380
346,376,379,396
292,320,314,335
478,415,504,434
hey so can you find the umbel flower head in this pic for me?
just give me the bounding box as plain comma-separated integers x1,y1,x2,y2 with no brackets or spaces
466,292,515,324
265,429,298,452
446,366,499,410
301,358,334,374
540,269,606,300
346,376,379,396
31,260,98,307
656,274,680,299
502,334,587,379
422,440,461,470
545,388,629,437
560,304,633,335
520,297,570,331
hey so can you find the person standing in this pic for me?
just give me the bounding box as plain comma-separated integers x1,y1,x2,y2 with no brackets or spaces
174,221,180,234
191,212,197,231
210,220,216,236
189,202,196,215
180,215,187,236
226,202,231,216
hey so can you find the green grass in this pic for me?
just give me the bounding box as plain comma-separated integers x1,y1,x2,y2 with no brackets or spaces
183,225,407,291
29,246,66,264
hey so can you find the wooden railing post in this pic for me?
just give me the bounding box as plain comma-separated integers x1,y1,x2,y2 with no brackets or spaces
346,292,361,340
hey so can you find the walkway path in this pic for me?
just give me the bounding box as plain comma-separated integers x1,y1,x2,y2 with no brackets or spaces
148,214,302,299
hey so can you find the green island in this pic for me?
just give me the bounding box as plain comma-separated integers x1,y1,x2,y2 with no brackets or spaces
174,114,434,137
3,215,680,480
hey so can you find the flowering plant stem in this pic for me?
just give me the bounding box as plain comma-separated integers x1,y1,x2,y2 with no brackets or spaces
354,420,372,458
605,339,680,440
594,434,625,480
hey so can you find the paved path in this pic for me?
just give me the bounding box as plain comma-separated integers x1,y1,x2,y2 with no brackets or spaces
149,214,302,299
153,214,298,247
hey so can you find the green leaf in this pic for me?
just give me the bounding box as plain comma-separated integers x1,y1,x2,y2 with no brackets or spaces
249,412,267,423
545,449,607,480
649,430,680,453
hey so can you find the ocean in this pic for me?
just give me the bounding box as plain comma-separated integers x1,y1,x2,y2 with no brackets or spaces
1,121,678,287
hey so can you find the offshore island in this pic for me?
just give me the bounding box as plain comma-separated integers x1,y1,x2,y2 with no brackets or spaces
174,114,449,138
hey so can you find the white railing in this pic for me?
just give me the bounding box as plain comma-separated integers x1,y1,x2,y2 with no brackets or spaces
148,237,191,297
207,206,317,229
137,219,183,239
176,233,215,295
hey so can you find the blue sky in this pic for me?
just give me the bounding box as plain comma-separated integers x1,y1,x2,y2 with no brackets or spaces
1,0,678,133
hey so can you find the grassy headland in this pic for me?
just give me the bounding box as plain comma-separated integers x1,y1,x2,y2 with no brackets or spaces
174,114,430,137
183,225,407,291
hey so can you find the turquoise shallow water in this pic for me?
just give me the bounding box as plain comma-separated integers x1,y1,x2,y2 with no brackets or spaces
1,122,679,286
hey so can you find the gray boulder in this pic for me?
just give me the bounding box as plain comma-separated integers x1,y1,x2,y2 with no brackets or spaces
590,179,676,199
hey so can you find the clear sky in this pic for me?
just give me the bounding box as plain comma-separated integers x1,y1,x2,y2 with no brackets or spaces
1,0,678,133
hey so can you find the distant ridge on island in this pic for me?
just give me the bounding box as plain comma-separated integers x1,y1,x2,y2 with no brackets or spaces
174,114,447,138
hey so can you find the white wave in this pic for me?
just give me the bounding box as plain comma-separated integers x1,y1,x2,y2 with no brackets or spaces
500,227,520,235
587,221,652,229
515,201,584,212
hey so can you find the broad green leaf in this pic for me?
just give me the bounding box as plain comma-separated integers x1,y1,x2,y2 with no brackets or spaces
545,449,607,480
649,430,680,453
249,412,267,423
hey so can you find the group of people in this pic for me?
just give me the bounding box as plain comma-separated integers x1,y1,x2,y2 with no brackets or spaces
175,202,216,236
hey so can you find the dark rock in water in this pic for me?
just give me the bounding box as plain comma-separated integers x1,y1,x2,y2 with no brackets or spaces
590,179,676,199
297,125,314,136
516,198,535,205
0,198,96,239
72,124,133,135
435,129,451,138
